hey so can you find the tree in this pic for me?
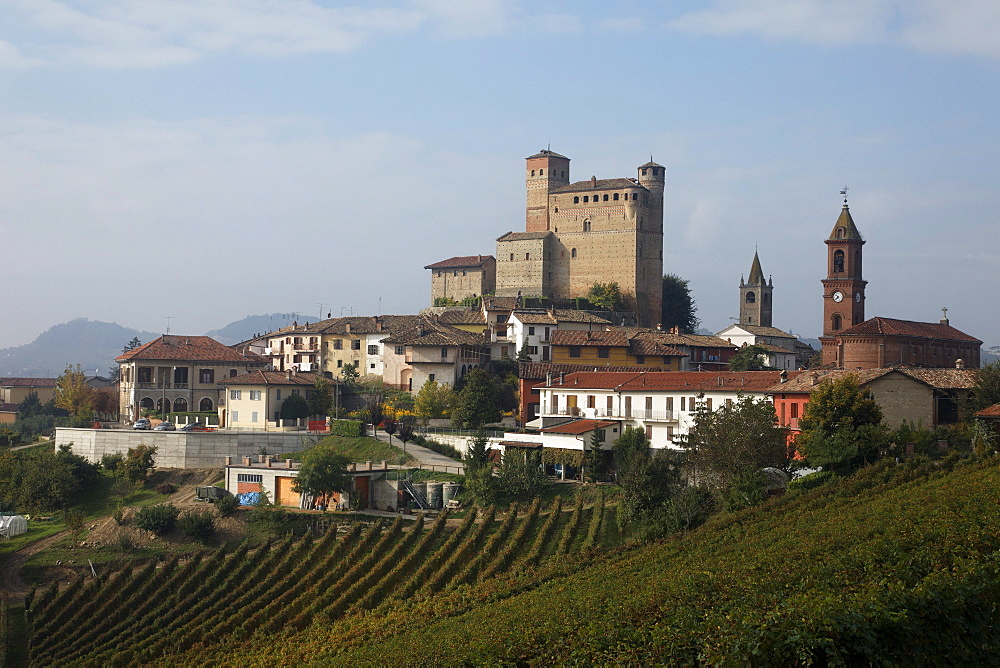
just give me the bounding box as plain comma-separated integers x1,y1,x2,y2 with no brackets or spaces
967,361,1000,414
413,379,454,422
280,393,310,421
588,282,625,311
681,394,790,509
516,342,531,362
17,392,42,419
383,419,398,444
584,429,607,483
55,364,96,426
123,337,142,353
340,362,360,383
92,387,118,420
728,344,771,372
796,375,887,474
463,430,496,503
397,421,414,453
366,400,385,435
121,444,157,484
451,369,501,429
307,376,335,417
292,445,352,512
661,273,699,333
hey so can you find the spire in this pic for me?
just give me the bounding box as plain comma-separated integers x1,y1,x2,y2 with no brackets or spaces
747,251,765,285
828,192,863,241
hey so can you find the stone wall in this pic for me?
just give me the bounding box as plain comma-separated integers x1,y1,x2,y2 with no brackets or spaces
56,428,323,468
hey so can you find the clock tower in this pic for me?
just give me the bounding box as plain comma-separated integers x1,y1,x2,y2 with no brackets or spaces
821,198,866,339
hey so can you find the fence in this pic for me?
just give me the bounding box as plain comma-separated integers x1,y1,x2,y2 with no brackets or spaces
415,426,505,439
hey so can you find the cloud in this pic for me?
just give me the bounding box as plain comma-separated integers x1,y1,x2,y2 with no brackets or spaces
0,39,42,68
412,0,513,38
669,0,1000,58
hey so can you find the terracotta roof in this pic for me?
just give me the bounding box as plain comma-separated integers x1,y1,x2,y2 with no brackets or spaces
481,296,520,311
975,403,1000,418
518,361,641,381
437,310,486,325
424,255,494,269
381,318,485,347
828,204,863,241
627,337,686,357
496,231,553,242
219,370,325,387
544,371,800,392
767,367,977,394
541,419,617,435
836,317,982,343
552,178,647,194
0,377,57,387
552,309,611,324
117,335,267,364
512,311,557,325
266,315,424,337
638,160,664,169
550,329,687,357
499,440,543,449
526,149,568,160
552,330,629,347
756,343,798,355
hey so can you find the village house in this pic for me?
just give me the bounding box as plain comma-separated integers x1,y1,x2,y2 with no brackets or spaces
0,377,57,424
505,308,612,363
218,369,332,431
380,318,487,392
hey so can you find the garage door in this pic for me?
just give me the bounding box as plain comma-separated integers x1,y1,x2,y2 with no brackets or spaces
276,476,300,507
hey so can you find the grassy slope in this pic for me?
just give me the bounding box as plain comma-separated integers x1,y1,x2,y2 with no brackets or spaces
203,455,1000,666
281,435,417,465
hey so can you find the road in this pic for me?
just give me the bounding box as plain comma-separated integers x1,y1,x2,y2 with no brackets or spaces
369,428,464,474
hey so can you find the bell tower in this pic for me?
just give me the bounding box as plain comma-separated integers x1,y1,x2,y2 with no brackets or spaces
740,250,772,327
525,149,570,233
821,192,867,339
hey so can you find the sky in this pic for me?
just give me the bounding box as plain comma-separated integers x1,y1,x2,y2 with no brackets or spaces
1,0,999,350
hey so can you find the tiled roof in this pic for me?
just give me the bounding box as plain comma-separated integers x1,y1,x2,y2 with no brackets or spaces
836,317,981,343
267,315,425,337
627,337,686,357
552,178,647,194
437,310,486,325
552,309,611,324
0,377,57,387
518,361,641,381
117,335,267,363
481,296,520,311
756,343,798,355
545,371,800,392
552,330,630,347
496,231,553,242
499,440,543,449
975,403,1000,418
638,160,664,168
541,419,617,435
381,318,485,347
424,255,494,269
512,311,557,325
828,204,863,241
219,370,325,387
526,149,568,160
767,367,977,393
550,329,690,357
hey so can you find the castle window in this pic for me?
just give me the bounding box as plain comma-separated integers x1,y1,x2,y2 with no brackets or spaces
571,248,577,258
613,193,619,201
832,314,842,331
539,169,544,175
583,196,589,202
583,220,591,232
531,170,535,176
561,171,565,177
746,291,756,304
509,253,514,261
573,196,579,203
603,194,609,201
653,168,659,176
632,193,638,200
554,207,558,213
525,253,530,260
833,250,845,273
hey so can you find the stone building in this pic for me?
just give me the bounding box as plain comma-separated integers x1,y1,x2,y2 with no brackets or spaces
740,251,773,327
424,255,496,304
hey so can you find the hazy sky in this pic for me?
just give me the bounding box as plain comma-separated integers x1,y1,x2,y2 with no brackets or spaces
1,0,999,349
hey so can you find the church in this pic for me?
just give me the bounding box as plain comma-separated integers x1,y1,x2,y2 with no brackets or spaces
818,199,981,369
426,149,665,328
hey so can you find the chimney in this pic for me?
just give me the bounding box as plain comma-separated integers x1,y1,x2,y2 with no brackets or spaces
591,175,597,188
546,372,553,386
956,359,965,369
940,307,950,326
559,372,565,385
285,458,292,468
780,370,788,383
225,456,232,466
286,369,293,381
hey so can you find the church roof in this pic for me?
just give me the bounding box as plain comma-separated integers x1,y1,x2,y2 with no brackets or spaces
828,205,864,241
526,149,568,160
552,178,647,194
836,317,982,343
424,255,493,269
747,251,765,285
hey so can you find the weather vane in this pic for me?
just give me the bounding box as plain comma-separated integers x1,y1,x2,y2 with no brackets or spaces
840,186,849,205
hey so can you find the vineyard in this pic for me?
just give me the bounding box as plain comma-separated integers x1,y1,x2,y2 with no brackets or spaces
13,493,617,666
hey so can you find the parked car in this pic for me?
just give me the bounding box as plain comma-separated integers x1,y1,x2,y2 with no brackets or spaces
132,419,151,430
179,422,208,432
154,422,176,431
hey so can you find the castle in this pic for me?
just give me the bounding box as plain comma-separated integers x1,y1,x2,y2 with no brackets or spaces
427,149,665,327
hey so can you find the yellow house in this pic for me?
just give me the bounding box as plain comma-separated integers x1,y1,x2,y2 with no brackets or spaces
550,329,685,370
219,370,331,431
0,377,57,406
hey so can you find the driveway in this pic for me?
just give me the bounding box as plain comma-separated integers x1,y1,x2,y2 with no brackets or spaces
369,428,464,474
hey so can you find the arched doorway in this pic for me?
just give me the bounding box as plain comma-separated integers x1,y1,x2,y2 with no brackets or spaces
199,397,214,412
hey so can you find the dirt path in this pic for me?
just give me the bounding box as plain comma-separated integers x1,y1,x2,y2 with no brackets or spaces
0,529,69,600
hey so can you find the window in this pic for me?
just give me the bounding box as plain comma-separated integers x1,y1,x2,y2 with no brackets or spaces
496,315,506,323
645,425,653,440
368,345,378,355
395,345,405,355
595,429,606,441
527,346,538,355
791,403,799,418
539,169,544,175
229,369,237,378
583,196,589,202
337,359,343,368
569,346,581,358
199,369,214,384
680,396,686,411
706,398,713,411
370,363,376,369
528,326,535,335
544,327,550,340
646,397,653,411
666,397,673,412
237,474,262,484
525,252,530,260
725,398,733,408
200,398,214,411
251,412,258,423
542,346,549,360
230,390,241,400
429,374,436,382
832,314,842,331
292,389,300,395
249,390,261,401
275,390,282,400
333,339,343,350
667,426,674,440
583,219,591,231
613,193,619,201
598,346,610,359
573,196,579,203
510,253,514,261
571,248,577,259
351,339,361,350
636,355,645,364
632,193,638,200
232,410,239,422
746,291,756,303
602,194,608,201
441,347,449,359
690,396,697,411
137,367,152,383
587,395,595,409
833,250,845,272
607,396,614,413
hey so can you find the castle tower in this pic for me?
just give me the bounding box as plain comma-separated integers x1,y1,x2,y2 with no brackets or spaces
740,251,773,327
635,160,666,326
821,200,867,338
525,150,570,232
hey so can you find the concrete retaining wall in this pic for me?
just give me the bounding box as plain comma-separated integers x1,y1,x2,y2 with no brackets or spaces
55,428,325,468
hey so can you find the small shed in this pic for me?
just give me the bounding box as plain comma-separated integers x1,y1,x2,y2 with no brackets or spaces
0,515,28,538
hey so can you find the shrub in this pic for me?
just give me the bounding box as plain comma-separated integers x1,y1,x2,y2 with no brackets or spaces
178,510,216,541
134,503,179,535
155,482,177,495
788,470,835,492
330,419,365,437
412,435,463,460
101,452,124,472
215,492,238,517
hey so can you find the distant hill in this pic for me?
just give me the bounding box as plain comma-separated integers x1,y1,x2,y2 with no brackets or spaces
203,313,302,345
0,319,159,377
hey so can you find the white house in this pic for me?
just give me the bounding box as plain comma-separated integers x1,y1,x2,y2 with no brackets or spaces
505,309,611,363
716,324,805,370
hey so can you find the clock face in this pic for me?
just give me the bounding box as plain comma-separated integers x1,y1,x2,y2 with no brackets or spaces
855,292,862,303
832,291,844,303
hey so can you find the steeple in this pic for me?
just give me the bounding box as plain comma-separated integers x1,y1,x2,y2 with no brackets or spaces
747,251,765,285
739,249,772,327
828,203,863,241
821,195,867,344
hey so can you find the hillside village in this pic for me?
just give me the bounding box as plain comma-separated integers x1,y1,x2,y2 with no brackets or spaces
2,150,1000,665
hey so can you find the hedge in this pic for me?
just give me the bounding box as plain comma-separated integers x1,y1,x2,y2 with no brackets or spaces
330,420,365,437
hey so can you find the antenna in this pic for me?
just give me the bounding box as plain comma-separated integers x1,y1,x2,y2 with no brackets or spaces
164,316,173,334
840,186,849,205
316,303,326,320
